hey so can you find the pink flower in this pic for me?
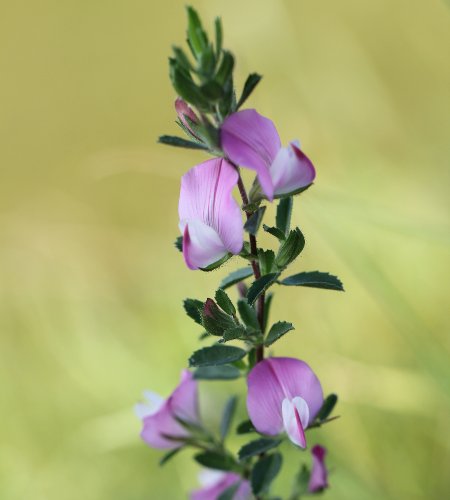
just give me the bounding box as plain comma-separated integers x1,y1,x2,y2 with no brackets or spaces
308,445,329,492
179,158,244,270
135,370,200,449
246,357,323,448
175,98,200,139
221,109,316,201
191,470,251,500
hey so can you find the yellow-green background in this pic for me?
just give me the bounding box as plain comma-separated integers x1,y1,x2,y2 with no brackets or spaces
1,0,449,498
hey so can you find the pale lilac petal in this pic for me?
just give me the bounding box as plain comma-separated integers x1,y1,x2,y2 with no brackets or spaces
191,472,251,500
270,142,316,197
170,370,199,423
246,358,323,438
134,391,164,419
221,109,281,201
179,159,243,270
308,445,329,492
282,397,309,448
175,98,200,139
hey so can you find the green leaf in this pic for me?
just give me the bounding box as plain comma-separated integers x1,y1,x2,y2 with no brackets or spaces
263,224,286,241
186,6,208,59
237,299,259,330
251,453,283,495
189,345,247,367
221,325,246,343
202,298,236,336
200,80,224,101
265,321,294,347
220,395,238,440
183,298,204,325
220,267,254,290
169,60,209,110
276,196,293,237
316,393,338,421
193,365,241,380
172,46,193,73
280,271,344,291
275,228,305,268
215,289,236,316
291,464,310,499
215,50,234,86
237,73,262,109
217,482,241,500
236,419,256,434
214,17,222,57
263,292,274,328
258,249,276,276
158,135,207,150
247,273,280,305
244,206,266,235
159,447,183,466
174,236,183,252
194,451,237,472
238,438,282,461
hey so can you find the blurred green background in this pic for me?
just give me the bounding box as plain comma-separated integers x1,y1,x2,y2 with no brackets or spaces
1,0,449,498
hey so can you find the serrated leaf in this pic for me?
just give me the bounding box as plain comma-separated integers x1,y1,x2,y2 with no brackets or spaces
220,396,238,440
158,135,207,150
221,325,246,343
215,289,236,316
263,224,286,240
236,420,256,434
316,393,338,421
275,228,305,268
247,273,280,305
276,196,293,237
258,249,276,276
193,365,241,380
219,267,253,290
238,438,282,461
251,453,283,495
189,345,247,367
244,206,266,235
194,451,237,472
159,447,183,466
237,73,262,109
237,299,260,330
280,271,344,291
264,321,294,347
183,298,203,325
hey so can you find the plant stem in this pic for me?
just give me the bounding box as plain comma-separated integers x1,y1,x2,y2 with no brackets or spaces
236,172,265,362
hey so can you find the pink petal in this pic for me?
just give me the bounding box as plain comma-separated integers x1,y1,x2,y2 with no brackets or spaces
308,445,329,492
221,109,281,201
170,370,200,423
175,98,200,139
246,358,323,437
270,141,316,197
179,159,243,270
282,397,309,448
191,472,251,500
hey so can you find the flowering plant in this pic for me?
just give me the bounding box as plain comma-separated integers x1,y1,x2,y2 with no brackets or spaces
137,7,343,499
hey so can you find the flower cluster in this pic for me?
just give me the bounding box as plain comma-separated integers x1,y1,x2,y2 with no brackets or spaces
137,7,342,499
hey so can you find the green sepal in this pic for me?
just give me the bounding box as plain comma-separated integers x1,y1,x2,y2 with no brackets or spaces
237,299,260,330
276,196,293,237
159,447,183,466
193,365,241,380
202,298,236,336
247,273,280,305
215,289,236,316
274,182,313,199
251,453,283,495
244,206,266,235
264,321,294,347
158,134,207,150
275,228,305,268
220,267,253,289
220,395,238,440
237,73,262,109
194,451,238,472
238,438,282,461
189,345,247,367
183,298,204,325
280,271,344,291
174,236,183,252
200,252,232,271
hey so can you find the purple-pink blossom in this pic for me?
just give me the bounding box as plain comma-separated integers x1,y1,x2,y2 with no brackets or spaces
135,370,200,449
179,158,244,270
308,445,329,492
221,109,316,201
191,470,251,500
246,357,323,448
